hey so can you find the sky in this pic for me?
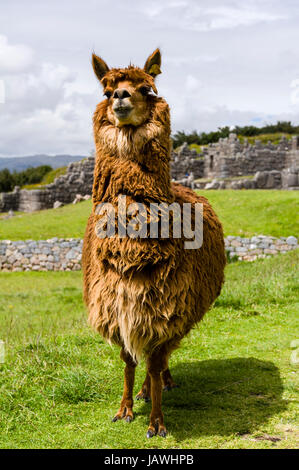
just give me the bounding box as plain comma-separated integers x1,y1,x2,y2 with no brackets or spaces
1,0,299,157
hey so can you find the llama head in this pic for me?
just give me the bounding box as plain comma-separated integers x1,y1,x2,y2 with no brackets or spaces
92,49,161,127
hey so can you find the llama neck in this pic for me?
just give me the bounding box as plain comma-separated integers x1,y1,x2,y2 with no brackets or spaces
93,107,174,204
93,143,173,205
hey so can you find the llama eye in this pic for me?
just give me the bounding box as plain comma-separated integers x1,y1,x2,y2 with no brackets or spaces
139,86,150,96
104,91,112,99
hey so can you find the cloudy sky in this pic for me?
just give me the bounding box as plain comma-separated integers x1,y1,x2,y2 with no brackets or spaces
1,0,299,157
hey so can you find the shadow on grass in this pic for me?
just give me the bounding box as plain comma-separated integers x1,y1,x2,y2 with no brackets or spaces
138,357,286,439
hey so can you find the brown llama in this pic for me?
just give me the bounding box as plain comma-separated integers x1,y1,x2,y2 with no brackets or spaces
82,49,226,438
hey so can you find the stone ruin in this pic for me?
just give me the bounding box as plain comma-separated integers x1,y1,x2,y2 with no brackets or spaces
0,157,95,213
0,133,298,213
196,133,299,190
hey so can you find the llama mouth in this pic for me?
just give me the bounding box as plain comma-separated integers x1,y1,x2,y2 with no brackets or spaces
114,106,133,118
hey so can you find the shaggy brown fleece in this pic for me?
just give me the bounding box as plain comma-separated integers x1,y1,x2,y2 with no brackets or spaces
82,49,226,437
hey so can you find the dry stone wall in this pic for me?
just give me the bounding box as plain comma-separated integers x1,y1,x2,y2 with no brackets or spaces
0,235,297,271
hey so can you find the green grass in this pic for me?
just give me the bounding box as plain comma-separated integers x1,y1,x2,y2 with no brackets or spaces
0,251,298,448
21,167,67,190
237,133,293,145
189,143,206,153
0,190,298,240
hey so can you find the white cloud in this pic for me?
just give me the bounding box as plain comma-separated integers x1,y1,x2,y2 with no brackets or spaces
138,1,288,32
0,35,34,73
185,75,202,92
0,80,5,104
0,37,97,156
290,79,299,105
0,1,299,156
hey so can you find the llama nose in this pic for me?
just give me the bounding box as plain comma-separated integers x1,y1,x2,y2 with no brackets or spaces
113,88,131,99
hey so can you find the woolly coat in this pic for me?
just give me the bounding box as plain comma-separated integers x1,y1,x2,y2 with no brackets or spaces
82,72,226,362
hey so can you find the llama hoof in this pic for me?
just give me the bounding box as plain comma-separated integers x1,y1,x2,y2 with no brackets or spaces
163,383,179,392
112,407,133,423
159,429,167,438
146,429,155,439
136,392,151,402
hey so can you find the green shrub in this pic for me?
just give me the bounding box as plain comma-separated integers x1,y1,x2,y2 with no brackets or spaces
0,165,53,192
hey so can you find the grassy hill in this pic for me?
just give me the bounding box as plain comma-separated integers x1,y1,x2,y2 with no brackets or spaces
21,166,67,190
0,190,298,240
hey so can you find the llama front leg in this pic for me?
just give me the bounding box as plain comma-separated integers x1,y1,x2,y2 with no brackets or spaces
146,350,168,438
112,348,136,423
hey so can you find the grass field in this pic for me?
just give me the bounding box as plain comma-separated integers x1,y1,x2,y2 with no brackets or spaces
1,190,298,240
0,250,298,449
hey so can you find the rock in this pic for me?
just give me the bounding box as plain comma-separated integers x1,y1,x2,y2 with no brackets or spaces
253,171,267,188
231,240,242,247
235,247,247,253
53,201,64,209
287,173,298,187
72,194,84,204
230,181,242,190
264,249,278,255
286,236,297,245
205,179,220,190
243,179,252,189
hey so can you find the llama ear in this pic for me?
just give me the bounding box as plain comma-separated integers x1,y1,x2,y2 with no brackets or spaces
92,53,110,82
144,48,161,78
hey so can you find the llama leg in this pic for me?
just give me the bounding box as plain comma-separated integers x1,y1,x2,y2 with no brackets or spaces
112,348,136,423
146,350,168,438
162,368,178,391
136,372,151,402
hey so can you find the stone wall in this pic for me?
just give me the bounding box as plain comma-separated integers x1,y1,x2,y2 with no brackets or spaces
0,235,297,271
225,235,297,261
200,167,299,190
0,238,82,272
170,143,204,182
203,134,294,179
0,157,95,213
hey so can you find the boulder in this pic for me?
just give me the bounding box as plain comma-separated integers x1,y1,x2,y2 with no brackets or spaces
205,179,220,190
72,194,84,204
253,171,267,188
53,201,64,209
286,236,297,245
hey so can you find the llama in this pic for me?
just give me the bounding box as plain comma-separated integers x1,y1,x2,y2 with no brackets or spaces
82,49,226,438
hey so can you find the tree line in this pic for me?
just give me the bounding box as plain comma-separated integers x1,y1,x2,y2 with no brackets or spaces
172,121,299,148
0,165,52,193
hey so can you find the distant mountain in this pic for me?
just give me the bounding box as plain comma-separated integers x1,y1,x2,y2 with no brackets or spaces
0,154,88,172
